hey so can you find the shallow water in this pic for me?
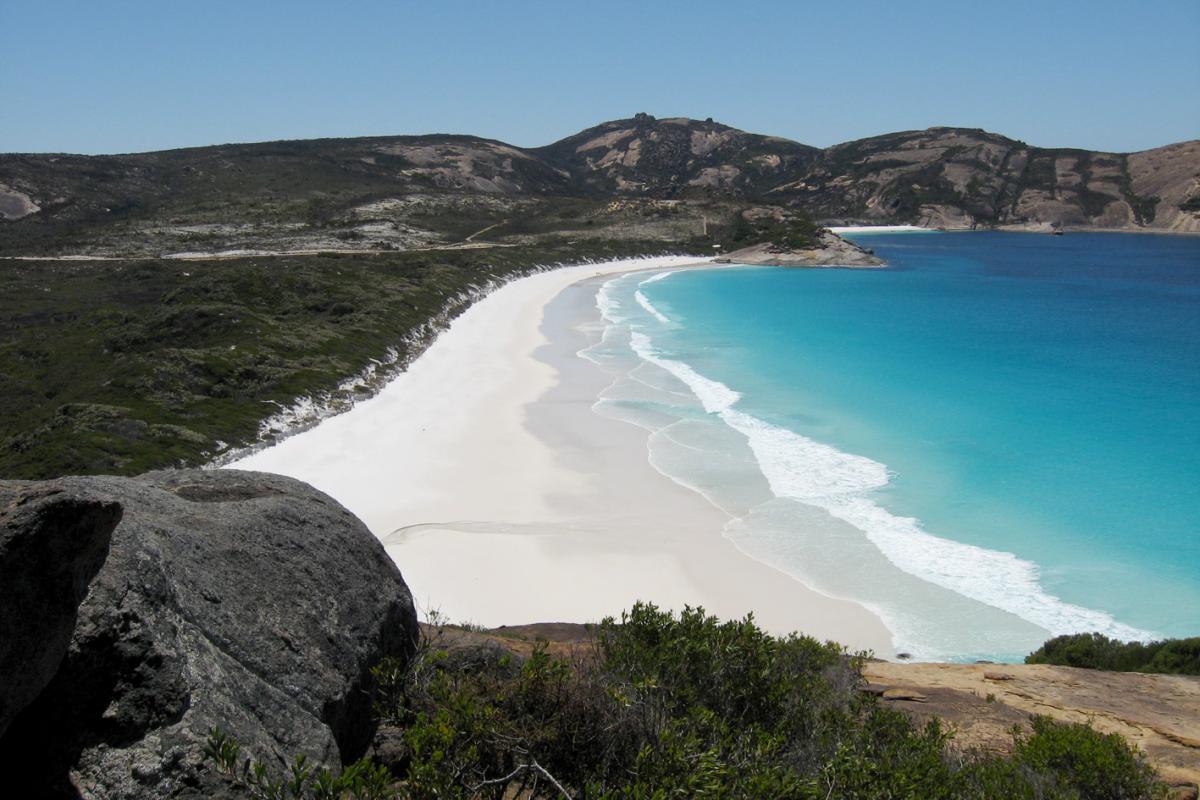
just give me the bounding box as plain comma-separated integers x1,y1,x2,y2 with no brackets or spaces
583,232,1200,661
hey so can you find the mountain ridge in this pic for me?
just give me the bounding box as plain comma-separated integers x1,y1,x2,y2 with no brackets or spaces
1,114,1196,259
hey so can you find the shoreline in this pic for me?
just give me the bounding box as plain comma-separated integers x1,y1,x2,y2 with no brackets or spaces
830,223,1200,237
828,225,935,235
227,255,896,657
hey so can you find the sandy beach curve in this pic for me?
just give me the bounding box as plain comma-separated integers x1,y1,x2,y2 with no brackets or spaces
228,255,895,656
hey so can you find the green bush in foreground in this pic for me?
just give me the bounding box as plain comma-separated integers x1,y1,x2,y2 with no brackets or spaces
207,604,1165,799
1026,632,1200,675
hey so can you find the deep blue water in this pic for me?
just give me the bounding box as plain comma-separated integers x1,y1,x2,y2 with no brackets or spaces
590,232,1199,660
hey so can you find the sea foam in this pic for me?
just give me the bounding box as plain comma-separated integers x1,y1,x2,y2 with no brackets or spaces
635,291,671,324
613,278,1157,645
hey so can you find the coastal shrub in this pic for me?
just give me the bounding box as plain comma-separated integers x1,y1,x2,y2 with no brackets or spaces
207,604,1166,799
0,239,679,479
1009,717,1165,800
1026,632,1200,675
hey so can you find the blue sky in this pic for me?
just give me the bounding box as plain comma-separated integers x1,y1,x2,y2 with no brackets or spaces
1,0,1196,154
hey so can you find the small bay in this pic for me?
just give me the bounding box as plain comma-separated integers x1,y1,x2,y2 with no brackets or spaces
591,231,1200,660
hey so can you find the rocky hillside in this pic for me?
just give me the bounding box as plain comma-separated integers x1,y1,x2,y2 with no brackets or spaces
1,115,1195,258
533,113,820,196
791,128,1200,232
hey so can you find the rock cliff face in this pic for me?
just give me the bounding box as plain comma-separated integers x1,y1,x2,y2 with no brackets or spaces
0,469,418,799
0,486,120,738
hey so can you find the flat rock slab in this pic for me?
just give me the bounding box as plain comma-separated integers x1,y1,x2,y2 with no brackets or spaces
864,661,1200,788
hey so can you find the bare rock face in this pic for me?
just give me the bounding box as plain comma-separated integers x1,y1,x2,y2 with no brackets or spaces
0,183,41,220
1129,140,1200,233
864,661,1200,789
0,469,419,799
0,486,120,738
724,230,885,268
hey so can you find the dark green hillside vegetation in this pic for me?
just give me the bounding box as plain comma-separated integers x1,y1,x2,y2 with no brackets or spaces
207,605,1166,799
0,240,669,479
1026,633,1200,675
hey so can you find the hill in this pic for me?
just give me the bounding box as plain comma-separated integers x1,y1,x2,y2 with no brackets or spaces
1,116,1196,478
1,115,1196,259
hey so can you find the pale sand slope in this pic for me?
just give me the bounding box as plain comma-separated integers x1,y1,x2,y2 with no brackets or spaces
229,255,895,656
828,225,936,234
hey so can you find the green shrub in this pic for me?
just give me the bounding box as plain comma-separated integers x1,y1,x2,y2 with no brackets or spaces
1026,632,1200,675
1010,717,1165,800
207,604,1167,799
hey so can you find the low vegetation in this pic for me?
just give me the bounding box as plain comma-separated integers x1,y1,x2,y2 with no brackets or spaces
1026,632,1200,675
206,604,1166,799
0,240,674,479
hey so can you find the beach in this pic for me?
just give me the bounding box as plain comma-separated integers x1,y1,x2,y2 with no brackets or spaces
827,225,936,234
228,256,896,656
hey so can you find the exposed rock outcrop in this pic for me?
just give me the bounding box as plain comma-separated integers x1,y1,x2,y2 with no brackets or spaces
864,661,1200,790
0,469,419,799
0,183,41,220
0,486,120,738
724,230,885,267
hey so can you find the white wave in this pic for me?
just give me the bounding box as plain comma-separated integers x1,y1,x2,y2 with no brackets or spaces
629,331,740,414
596,277,622,322
640,269,677,285
634,290,671,324
627,331,1158,643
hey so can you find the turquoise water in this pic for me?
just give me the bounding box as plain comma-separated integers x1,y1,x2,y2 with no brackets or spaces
584,232,1200,661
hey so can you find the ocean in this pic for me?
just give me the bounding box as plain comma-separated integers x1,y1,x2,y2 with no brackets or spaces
582,231,1200,662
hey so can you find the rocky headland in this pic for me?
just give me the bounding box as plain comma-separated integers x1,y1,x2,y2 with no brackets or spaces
723,229,885,267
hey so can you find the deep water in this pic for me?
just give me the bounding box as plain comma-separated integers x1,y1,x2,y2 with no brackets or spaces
584,231,1200,661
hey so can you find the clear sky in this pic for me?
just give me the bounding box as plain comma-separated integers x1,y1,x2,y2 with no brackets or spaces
2,0,1197,155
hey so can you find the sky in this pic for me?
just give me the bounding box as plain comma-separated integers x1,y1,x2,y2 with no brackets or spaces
1,0,1197,155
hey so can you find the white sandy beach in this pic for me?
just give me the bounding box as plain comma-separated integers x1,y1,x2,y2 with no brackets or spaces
229,256,895,655
828,225,935,234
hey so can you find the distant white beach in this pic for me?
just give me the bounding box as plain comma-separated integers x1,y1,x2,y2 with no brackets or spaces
828,225,937,234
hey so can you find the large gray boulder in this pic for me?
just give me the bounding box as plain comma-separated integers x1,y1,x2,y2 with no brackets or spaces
0,469,419,799
0,485,121,738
